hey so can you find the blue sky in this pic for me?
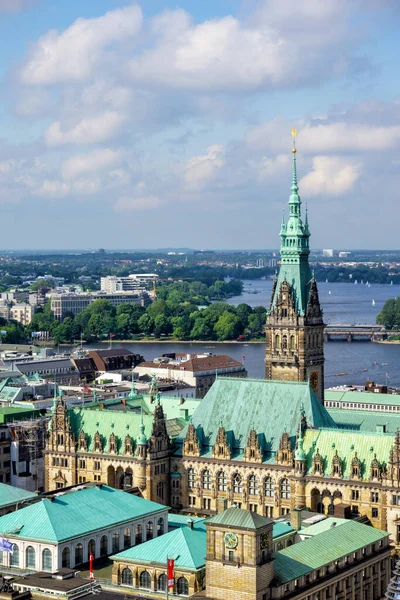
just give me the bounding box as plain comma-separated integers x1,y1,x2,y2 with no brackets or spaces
0,0,399,249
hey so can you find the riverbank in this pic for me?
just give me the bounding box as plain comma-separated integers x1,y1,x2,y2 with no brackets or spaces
97,339,265,345
376,340,400,344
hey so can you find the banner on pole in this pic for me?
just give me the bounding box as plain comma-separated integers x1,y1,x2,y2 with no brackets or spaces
167,558,174,588
0,539,14,553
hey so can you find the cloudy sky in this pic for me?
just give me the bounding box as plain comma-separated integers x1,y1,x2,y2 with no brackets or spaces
0,0,399,250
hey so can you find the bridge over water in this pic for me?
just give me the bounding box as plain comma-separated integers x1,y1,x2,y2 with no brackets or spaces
324,324,393,342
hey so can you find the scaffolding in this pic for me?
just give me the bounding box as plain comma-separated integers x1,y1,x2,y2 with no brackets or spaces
8,417,48,492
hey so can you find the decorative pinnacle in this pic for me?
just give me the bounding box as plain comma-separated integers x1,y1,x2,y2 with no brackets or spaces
291,128,297,154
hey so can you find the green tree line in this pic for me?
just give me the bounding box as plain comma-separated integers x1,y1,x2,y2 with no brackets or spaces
1,279,267,344
376,298,400,330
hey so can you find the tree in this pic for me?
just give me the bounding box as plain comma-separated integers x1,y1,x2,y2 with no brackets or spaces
190,317,213,340
376,298,400,330
214,311,242,341
138,314,154,336
236,303,253,327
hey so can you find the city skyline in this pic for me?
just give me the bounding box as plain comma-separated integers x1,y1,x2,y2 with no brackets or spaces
0,0,399,249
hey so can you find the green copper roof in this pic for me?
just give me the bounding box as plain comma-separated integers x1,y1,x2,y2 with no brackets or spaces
208,507,272,530
299,517,347,537
269,146,312,316
274,520,388,584
0,485,166,544
0,406,41,423
0,483,37,509
112,520,206,571
69,406,153,454
328,408,400,434
272,522,294,539
177,378,335,455
302,427,393,479
325,389,400,407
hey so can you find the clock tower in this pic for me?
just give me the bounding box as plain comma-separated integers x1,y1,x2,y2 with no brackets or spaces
205,506,274,600
265,130,325,401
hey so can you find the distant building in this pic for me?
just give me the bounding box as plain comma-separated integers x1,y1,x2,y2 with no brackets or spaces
88,348,144,373
10,303,35,326
135,353,247,398
322,248,334,257
268,258,277,268
339,251,352,258
15,358,79,384
50,291,151,320
0,482,37,516
256,258,264,267
100,274,156,293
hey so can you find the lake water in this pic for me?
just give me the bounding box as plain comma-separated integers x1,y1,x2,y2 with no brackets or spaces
84,281,400,389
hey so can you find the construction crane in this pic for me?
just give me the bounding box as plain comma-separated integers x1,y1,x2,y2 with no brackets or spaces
152,276,193,300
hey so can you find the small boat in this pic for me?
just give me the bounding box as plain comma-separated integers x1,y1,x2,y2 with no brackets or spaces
363,368,368,372
337,372,347,376
328,291,331,295
325,278,328,283
372,300,375,306
391,280,393,285
382,363,388,366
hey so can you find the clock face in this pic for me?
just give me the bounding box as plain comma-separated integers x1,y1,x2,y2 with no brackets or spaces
310,371,319,392
260,533,269,550
224,532,238,549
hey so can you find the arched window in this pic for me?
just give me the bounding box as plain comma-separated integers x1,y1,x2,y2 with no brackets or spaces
124,528,131,549
26,546,36,569
112,531,120,553
135,524,142,545
75,543,83,565
217,471,227,492
121,568,133,586
274,334,280,348
248,474,258,495
177,576,189,596
282,335,288,349
42,548,52,572
202,470,211,489
187,468,196,488
139,570,151,589
158,573,167,591
157,481,165,500
290,335,295,350
280,478,291,499
62,547,70,568
88,539,96,559
157,517,164,536
10,544,19,567
264,477,274,497
100,535,108,556
233,473,242,494
146,521,153,540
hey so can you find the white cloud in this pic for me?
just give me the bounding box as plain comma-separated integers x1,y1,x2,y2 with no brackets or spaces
20,4,143,85
44,112,125,146
114,182,163,212
299,156,361,196
36,179,70,198
259,153,290,178
61,148,123,180
184,145,225,190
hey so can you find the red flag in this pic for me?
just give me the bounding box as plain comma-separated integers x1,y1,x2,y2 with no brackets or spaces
110,333,116,338
167,558,174,588
83,384,92,393
89,552,94,581
242,355,246,361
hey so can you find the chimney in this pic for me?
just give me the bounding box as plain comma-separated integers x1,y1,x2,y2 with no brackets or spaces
290,508,302,531
187,518,194,529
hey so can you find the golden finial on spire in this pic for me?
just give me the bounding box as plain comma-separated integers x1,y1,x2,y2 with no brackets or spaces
291,128,297,153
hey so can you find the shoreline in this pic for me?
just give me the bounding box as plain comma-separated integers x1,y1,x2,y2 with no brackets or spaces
98,339,265,345
375,339,400,345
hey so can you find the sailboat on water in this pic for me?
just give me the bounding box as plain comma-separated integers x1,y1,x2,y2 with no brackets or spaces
372,299,376,306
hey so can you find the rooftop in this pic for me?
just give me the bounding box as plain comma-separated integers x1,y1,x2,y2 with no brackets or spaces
208,506,272,530
0,483,37,509
111,520,207,571
0,484,166,543
177,377,335,453
273,520,388,584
